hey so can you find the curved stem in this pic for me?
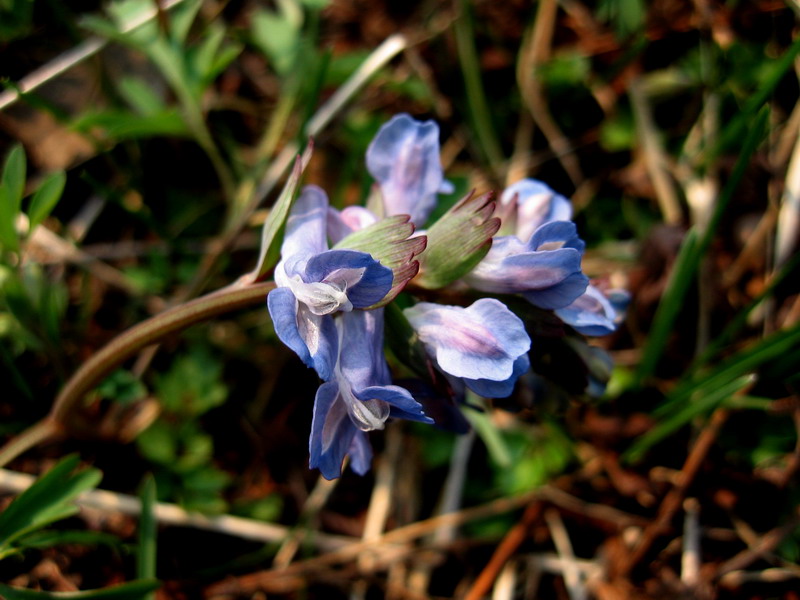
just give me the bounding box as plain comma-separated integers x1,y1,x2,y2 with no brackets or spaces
0,418,62,469
52,281,275,422
0,280,275,468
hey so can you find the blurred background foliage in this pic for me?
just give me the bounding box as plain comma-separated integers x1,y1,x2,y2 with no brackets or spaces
0,0,799,598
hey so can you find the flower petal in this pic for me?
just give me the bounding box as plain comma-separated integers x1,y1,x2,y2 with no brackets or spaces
309,381,356,479
522,271,589,310
279,185,330,275
500,179,573,241
304,249,393,308
366,114,445,225
464,354,530,398
405,299,531,382
267,288,338,380
555,285,626,336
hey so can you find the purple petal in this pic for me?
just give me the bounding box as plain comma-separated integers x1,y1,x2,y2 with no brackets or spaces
347,432,373,476
279,185,330,273
522,271,589,310
555,285,625,336
500,179,573,241
267,288,338,380
327,206,379,244
366,114,445,225
404,299,531,382
357,385,433,424
466,239,586,302
464,354,530,398
309,381,357,479
304,250,393,308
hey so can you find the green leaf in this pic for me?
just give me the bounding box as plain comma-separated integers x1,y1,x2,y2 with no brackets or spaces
334,215,427,308
624,375,753,463
2,144,26,214
0,455,102,555
414,191,500,289
0,580,161,600
464,396,511,469
15,529,123,552
136,476,157,596
0,184,19,252
27,171,66,231
117,77,166,116
251,143,313,280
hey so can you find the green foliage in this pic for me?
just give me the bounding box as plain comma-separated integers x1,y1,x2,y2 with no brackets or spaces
0,0,34,42
0,456,102,560
136,347,231,513
494,422,573,495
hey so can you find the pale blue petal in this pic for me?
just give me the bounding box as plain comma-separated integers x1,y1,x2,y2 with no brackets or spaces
304,249,393,308
280,185,330,271
501,179,573,241
467,243,585,296
357,385,433,424
522,271,589,310
366,114,444,225
309,381,356,480
267,288,338,380
464,354,530,398
528,221,585,253
555,285,625,336
404,299,531,382
347,432,373,476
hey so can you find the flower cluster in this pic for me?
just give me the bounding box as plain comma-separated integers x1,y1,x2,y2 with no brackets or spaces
268,114,625,479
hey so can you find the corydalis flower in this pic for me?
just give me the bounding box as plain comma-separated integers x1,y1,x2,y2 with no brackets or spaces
464,220,588,310
268,186,393,380
497,179,573,241
404,299,531,398
555,285,629,336
310,309,432,479
366,113,453,225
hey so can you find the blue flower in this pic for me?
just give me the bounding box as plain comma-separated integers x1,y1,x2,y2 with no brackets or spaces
464,221,589,310
497,179,573,242
403,299,531,398
267,186,393,380
309,309,433,479
366,113,453,226
555,285,629,336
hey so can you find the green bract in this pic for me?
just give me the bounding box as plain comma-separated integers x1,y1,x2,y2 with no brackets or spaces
414,191,500,289
334,214,427,308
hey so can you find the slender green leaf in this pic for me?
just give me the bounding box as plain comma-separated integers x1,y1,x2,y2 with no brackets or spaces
635,109,768,383
251,142,313,280
0,184,19,251
27,171,66,231
464,397,512,469
0,455,102,551
2,144,26,214
117,77,166,116
624,375,752,463
137,476,157,597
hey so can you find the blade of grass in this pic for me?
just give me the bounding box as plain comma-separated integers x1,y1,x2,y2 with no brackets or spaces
634,108,769,384
624,375,753,463
454,0,504,175
136,475,157,599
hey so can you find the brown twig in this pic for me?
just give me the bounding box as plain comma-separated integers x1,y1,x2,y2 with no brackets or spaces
464,501,543,600
618,407,730,576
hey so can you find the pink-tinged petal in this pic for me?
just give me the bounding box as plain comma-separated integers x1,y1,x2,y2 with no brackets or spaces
500,179,573,241
404,299,530,382
366,114,445,225
555,285,628,336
